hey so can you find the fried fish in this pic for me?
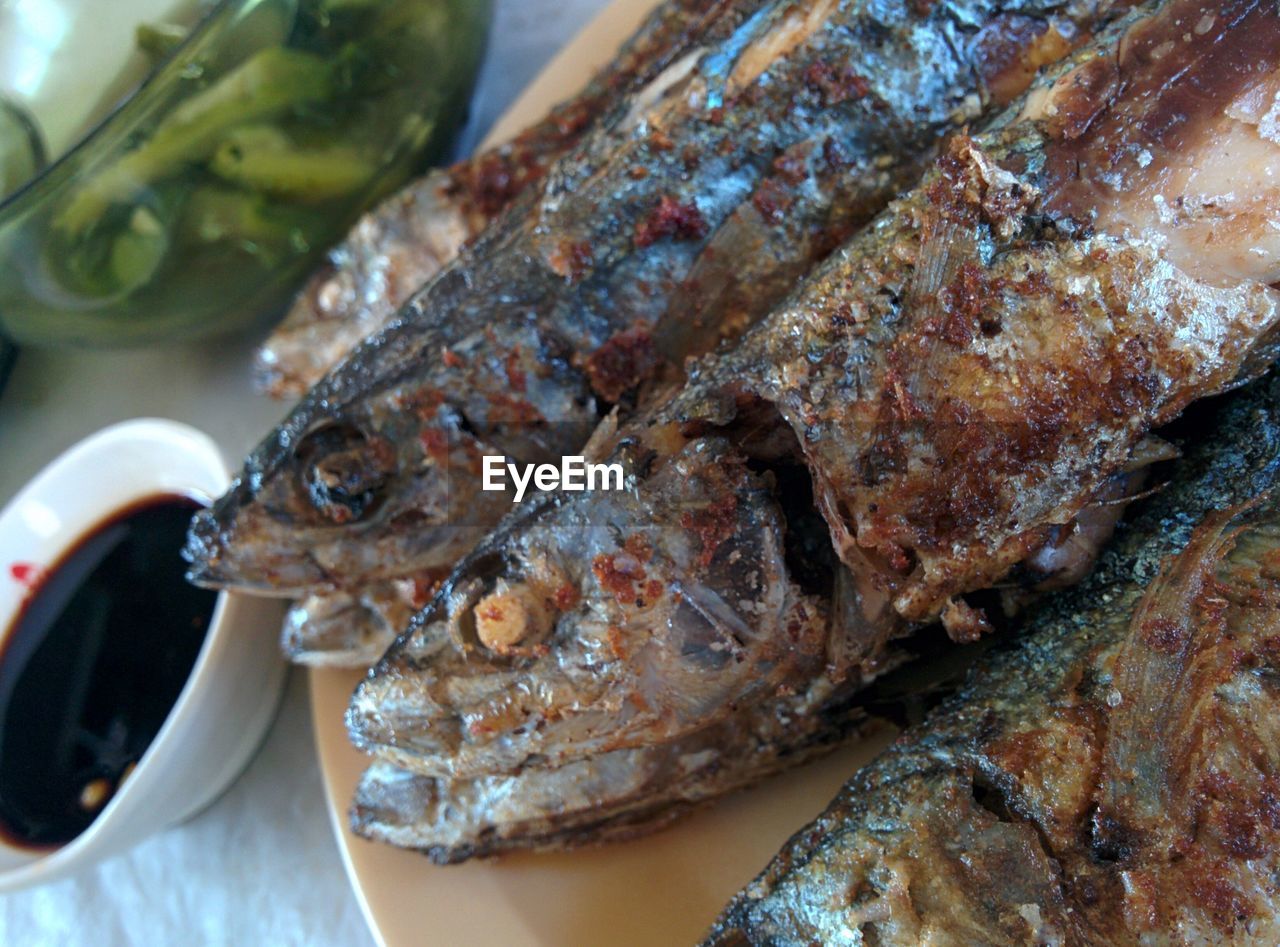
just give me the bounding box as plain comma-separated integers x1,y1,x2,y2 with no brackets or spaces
188,0,1122,600
348,0,1280,850
705,369,1280,946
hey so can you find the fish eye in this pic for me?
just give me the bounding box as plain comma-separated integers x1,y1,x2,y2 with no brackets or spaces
294,422,397,524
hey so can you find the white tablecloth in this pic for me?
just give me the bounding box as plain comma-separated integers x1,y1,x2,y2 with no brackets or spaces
0,1,609,942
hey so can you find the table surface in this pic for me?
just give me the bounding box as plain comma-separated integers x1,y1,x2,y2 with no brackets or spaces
0,2,611,942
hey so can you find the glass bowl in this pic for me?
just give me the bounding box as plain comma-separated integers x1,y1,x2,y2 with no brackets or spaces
0,0,491,348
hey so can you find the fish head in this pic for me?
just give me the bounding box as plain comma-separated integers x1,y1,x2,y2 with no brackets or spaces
185,372,495,594
188,304,601,595
346,430,848,778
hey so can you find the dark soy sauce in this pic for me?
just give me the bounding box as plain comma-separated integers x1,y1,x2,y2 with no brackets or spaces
0,495,218,848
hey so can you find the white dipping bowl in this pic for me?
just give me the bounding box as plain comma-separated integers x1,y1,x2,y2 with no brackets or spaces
0,418,286,891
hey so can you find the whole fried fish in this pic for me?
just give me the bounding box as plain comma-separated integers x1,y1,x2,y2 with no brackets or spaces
705,369,1280,947
256,0,738,399
188,0,1123,598
349,0,1280,804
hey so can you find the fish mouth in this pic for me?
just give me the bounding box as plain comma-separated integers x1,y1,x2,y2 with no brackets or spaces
183,506,236,588
182,503,334,595
185,485,484,596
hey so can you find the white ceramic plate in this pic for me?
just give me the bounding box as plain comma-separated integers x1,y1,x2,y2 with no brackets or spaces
309,3,895,944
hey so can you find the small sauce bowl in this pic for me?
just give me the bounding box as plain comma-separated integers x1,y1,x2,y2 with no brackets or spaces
0,418,285,890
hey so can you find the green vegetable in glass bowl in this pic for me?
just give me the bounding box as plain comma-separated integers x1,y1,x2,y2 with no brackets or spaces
0,0,491,347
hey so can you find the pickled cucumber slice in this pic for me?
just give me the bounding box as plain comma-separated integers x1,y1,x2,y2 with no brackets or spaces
56,47,333,233
180,185,321,259
210,125,377,202
109,205,170,292
54,185,186,298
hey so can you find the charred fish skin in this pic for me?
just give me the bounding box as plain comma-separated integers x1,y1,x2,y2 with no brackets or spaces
188,0,1127,596
704,371,1280,947
256,0,745,399
349,0,1280,778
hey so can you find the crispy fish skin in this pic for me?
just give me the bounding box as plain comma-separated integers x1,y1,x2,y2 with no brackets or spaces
704,371,1280,947
256,0,739,399
188,0,1124,596
348,0,1280,782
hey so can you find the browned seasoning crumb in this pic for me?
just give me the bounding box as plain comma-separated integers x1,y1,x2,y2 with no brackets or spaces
585,327,658,401
593,554,647,605
649,127,674,151
553,583,581,611
452,149,547,218
418,427,450,463
623,533,653,562
804,60,871,106
634,195,708,248
752,177,793,224
942,597,993,643
505,350,527,393
402,386,445,418
771,149,808,185
486,391,544,425
1141,616,1186,653
548,239,594,280
935,261,1003,346
680,494,738,568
